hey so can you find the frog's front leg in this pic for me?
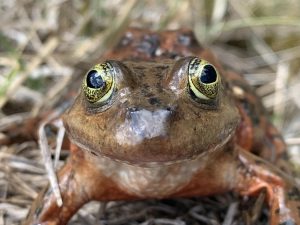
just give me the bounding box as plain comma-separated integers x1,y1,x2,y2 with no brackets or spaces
235,148,300,225
24,145,133,225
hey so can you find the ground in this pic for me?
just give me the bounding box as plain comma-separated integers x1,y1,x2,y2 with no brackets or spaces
0,1,300,224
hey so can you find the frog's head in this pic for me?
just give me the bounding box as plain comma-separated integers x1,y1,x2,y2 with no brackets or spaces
63,57,240,165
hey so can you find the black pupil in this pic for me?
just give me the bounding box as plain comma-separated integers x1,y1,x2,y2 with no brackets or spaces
86,70,105,88
200,65,217,84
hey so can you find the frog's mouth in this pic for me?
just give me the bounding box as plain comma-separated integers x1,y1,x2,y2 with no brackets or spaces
69,129,235,167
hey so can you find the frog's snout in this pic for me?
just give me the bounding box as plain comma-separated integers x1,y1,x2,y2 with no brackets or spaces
115,107,172,146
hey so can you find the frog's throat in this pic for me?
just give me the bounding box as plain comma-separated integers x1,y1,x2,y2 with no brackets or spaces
70,132,234,168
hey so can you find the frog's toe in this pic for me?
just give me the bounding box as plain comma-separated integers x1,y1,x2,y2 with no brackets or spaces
236,149,300,225
269,186,300,225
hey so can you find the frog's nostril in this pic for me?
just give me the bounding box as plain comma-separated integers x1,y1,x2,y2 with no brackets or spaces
166,106,172,111
128,107,139,113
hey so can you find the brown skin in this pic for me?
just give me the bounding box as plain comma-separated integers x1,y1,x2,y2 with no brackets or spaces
25,28,300,225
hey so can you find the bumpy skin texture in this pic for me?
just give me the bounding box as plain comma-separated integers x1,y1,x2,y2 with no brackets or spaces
25,28,299,225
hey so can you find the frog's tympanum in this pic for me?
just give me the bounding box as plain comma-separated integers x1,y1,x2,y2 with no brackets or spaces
25,29,300,225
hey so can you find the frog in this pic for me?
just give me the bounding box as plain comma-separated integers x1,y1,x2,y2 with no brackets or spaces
24,28,300,225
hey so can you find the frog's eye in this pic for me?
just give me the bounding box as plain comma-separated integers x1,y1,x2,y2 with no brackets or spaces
188,58,220,101
82,62,115,104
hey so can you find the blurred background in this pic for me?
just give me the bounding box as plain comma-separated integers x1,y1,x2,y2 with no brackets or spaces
1,0,300,224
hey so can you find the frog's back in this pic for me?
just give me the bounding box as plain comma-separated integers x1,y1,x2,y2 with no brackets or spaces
102,28,286,162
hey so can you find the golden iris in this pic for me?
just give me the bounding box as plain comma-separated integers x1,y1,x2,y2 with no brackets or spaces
82,62,115,104
188,58,220,100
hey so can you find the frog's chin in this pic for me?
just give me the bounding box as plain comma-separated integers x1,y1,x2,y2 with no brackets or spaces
70,133,233,167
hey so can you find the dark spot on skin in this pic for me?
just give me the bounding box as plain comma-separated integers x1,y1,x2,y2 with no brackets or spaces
165,52,179,59
177,31,200,48
287,187,300,201
134,65,147,71
137,34,160,57
275,208,280,214
144,92,155,98
178,34,191,46
143,84,150,89
155,72,163,78
158,88,164,94
141,85,154,98
255,159,264,165
279,220,297,225
128,107,139,113
117,32,133,47
236,158,245,170
90,151,98,156
149,97,161,106
236,157,257,177
155,65,169,70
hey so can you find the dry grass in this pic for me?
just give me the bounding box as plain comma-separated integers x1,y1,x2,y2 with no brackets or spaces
1,0,300,224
